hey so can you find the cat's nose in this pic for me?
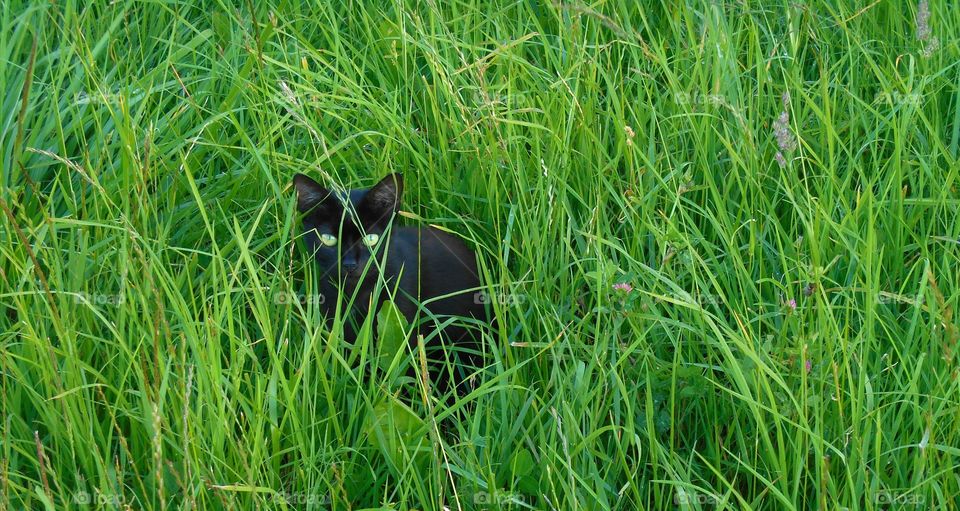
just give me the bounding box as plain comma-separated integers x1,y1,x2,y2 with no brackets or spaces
342,261,359,273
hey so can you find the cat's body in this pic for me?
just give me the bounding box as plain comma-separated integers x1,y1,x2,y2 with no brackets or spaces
293,173,485,394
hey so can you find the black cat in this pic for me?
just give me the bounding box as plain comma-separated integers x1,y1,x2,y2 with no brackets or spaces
292,173,486,395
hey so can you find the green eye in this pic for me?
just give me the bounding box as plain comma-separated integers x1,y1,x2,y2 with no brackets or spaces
362,233,380,246
319,233,337,246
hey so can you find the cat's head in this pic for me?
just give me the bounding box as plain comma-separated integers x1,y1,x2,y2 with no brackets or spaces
293,173,403,281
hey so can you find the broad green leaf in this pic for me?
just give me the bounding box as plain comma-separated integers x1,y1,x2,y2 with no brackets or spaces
376,299,409,373
363,397,429,470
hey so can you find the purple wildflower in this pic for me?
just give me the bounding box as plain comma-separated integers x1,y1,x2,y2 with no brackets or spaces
772,97,797,168
774,111,796,153
917,0,931,41
613,283,633,293
786,298,797,311
775,151,787,168
917,1,940,57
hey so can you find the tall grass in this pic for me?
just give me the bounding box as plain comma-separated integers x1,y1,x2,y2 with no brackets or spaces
2,1,959,509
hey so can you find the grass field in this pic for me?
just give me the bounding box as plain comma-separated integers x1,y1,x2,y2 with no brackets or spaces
2,1,959,509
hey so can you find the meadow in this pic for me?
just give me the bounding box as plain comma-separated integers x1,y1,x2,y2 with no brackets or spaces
2,1,959,509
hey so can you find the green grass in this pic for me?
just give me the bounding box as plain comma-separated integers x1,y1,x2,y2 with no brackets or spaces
2,0,959,509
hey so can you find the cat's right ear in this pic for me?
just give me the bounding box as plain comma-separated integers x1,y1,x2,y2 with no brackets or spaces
293,174,330,214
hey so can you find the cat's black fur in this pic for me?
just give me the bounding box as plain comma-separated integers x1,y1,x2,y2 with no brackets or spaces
293,173,486,396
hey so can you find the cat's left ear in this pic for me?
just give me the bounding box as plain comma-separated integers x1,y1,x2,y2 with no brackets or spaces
360,173,403,222
293,173,331,214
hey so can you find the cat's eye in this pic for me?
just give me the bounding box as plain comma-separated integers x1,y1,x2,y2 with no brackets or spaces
362,233,380,246
319,233,337,246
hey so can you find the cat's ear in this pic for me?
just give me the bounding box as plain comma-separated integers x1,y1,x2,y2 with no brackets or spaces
361,173,403,221
293,173,330,214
